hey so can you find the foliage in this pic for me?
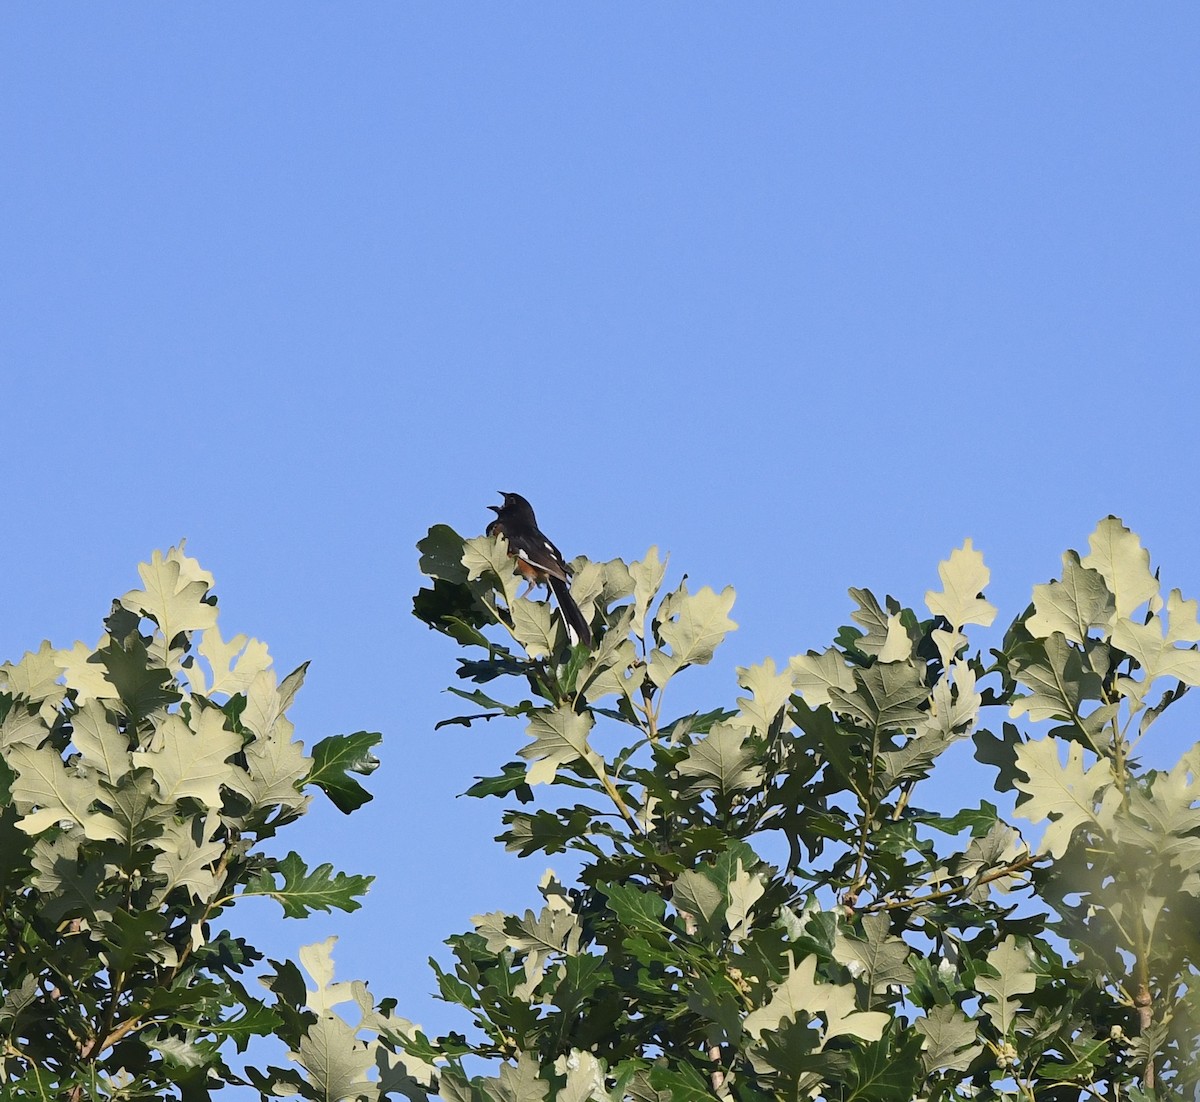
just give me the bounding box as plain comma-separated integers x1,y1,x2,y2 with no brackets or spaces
5,516,1200,1101
0,544,380,1099
398,516,1200,1101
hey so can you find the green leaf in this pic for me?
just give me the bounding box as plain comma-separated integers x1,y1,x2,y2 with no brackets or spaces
29,834,113,923
645,1063,712,1102
832,914,915,994
98,907,171,973
0,975,38,1029
671,870,725,936
647,583,737,688
294,1012,376,1101
914,1004,982,1073
517,707,602,786
744,954,889,1045
913,800,998,836
676,722,764,798
925,539,997,629
120,545,218,656
1080,516,1158,620
973,936,1036,1035
1027,551,1114,644
630,546,668,642
973,721,1024,793
181,997,282,1054
306,731,381,814
419,524,470,585
1013,737,1111,858
830,661,928,732
95,637,182,720
243,851,373,918
1038,1037,1109,1081
414,579,492,642
1006,633,1102,727
102,763,164,849
878,726,958,790
466,762,535,803
842,1034,922,1102
603,882,667,936
131,708,241,808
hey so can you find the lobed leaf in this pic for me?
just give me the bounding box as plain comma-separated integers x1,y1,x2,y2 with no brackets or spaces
647,583,736,688
306,731,381,814
518,707,602,786
243,851,373,919
973,936,1036,1036
1027,551,1113,644
925,540,997,629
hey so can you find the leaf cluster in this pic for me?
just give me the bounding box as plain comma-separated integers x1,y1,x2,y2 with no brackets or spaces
0,544,380,1099
404,522,1200,1100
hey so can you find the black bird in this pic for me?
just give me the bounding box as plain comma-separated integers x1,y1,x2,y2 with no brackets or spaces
486,492,593,647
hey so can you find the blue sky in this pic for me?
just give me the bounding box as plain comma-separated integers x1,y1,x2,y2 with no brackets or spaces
3,2,1199,1072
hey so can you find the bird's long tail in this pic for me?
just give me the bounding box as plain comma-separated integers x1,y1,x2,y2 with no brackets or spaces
547,575,592,648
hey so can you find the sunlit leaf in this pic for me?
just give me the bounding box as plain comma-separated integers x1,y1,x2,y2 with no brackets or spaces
744,954,889,1046
518,706,602,786
730,657,795,736
1013,738,1111,858
790,648,855,709
8,744,122,840
120,545,218,659
1027,551,1113,644
974,936,1036,1035
833,914,915,993
131,708,240,809
648,583,736,688
915,1005,982,1073
1080,516,1158,620
925,539,997,629
630,547,668,642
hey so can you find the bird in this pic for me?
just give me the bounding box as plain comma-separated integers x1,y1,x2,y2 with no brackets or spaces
485,492,593,647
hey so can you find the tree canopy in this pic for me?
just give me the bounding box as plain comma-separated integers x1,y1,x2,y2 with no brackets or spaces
2,517,1198,1099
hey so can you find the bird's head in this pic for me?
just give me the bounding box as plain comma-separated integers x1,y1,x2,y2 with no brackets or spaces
489,491,535,520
